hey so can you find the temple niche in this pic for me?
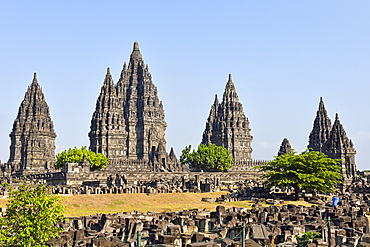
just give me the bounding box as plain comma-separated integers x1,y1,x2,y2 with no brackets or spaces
202,74,253,162
89,42,182,171
8,73,57,174
308,98,357,181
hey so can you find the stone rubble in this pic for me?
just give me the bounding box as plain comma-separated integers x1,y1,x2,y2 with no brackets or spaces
45,186,370,247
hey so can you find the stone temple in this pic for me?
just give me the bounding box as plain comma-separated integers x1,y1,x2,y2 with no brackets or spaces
89,42,172,170
2,43,359,187
202,74,253,162
7,73,57,174
308,97,357,181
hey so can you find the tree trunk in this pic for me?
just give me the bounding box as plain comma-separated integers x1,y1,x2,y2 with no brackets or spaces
293,184,299,200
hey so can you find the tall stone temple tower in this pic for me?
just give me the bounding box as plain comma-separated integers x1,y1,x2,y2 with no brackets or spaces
8,73,57,174
308,98,357,181
324,113,357,180
202,74,253,162
89,42,167,165
88,68,127,162
308,97,332,153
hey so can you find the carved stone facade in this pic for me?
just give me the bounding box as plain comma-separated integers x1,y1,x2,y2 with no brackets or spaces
308,98,357,180
202,74,253,162
324,113,357,180
88,68,127,162
308,97,332,153
89,42,171,168
278,138,292,156
3,44,360,185
8,73,57,174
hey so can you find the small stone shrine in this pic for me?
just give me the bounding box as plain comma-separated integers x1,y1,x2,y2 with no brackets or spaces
278,138,292,156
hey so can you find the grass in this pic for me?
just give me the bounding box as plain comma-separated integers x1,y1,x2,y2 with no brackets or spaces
0,192,315,217
62,192,228,216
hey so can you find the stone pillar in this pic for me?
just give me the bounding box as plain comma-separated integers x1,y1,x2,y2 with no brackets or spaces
335,235,346,246
365,214,370,234
195,175,200,190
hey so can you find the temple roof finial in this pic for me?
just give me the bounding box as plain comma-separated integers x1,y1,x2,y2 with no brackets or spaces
335,113,339,121
130,41,143,61
107,67,110,75
134,41,139,51
228,74,232,82
32,72,38,85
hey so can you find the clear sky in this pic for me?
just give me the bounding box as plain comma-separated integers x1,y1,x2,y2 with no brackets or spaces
1,1,369,170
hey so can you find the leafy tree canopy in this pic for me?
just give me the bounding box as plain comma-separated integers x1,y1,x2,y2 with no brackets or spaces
54,146,108,170
0,179,66,246
180,143,233,172
255,149,342,199
296,231,322,247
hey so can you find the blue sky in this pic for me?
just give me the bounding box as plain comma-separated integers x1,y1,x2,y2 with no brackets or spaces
1,1,369,170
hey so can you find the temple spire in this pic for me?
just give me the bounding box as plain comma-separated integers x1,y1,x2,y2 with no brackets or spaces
32,72,38,85
103,67,114,87
226,73,234,87
130,41,143,62
8,73,57,174
278,138,292,156
90,42,167,165
133,41,139,51
202,74,253,162
324,111,357,180
307,97,332,153
223,74,238,103
89,66,127,162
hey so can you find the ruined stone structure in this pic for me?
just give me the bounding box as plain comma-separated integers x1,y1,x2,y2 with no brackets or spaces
40,178,370,246
89,42,169,168
308,98,357,181
7,73,57,174
277,138,292,156
202,74,253,162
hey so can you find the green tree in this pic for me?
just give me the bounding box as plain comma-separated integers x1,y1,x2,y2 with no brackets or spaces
180,143,233,172
296,231,321,247
255,149,342,200
54,146,108,170
0,180,66,246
